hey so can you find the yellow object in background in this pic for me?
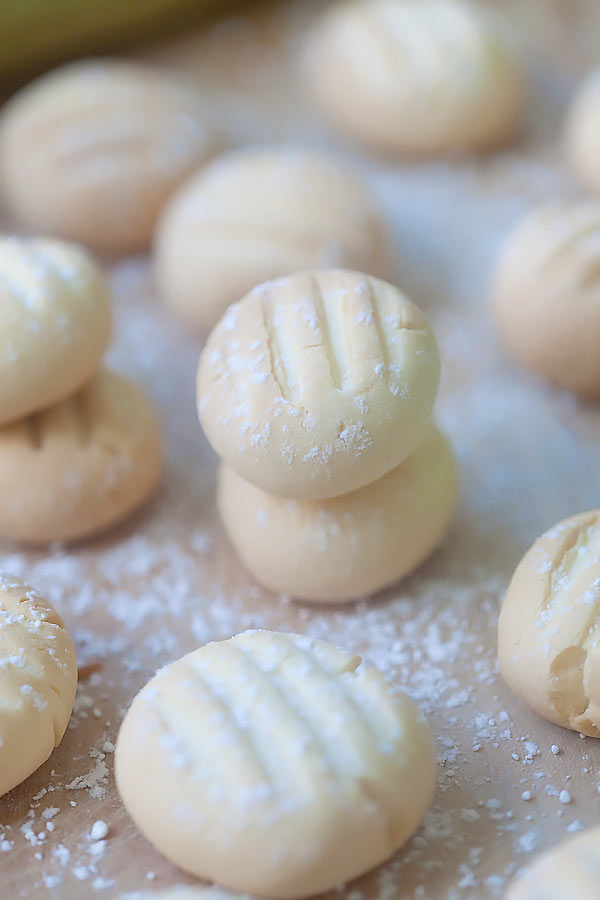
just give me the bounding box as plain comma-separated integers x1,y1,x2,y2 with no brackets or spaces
0,0,256,83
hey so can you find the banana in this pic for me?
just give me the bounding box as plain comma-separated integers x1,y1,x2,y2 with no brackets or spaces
0,0,250,82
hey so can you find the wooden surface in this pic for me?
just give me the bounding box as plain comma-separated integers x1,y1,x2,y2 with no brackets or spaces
2,2,600,898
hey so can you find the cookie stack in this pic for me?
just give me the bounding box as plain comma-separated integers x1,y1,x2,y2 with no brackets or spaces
197,268,458,602
0,235,162,544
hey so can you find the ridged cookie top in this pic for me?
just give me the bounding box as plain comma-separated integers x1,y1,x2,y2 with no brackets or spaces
303,0,523,153
197,270,440,500
498,510,600,737
0,60,217,252
0,575,77,796
0,236,111,425
115,630,435,897
2,60,210,176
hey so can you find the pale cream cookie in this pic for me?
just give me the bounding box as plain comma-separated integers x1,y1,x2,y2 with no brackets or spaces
0,235,111,425
492,201,600,395
566,70,600,194
504,826,600,900
0,575,77,796
303,0,523,155
115,630,435,899
122,890,249,900
0,60,217,253
155,146,387,333
218,424,458,602
0,369,163,544
498,510,600,737
197,270,440,500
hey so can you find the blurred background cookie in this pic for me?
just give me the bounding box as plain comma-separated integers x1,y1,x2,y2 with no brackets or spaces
504,826,600,900
155,146,387,333
492,201,600,396
566,70,600,194
302,0,524,155
0,60,219,253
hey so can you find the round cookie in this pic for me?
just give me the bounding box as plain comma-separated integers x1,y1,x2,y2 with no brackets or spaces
115,630,435,899
155,146,386,333
0,236,111,425
492,201,600,395
504,827,600,900
0,60,217,253
0,369,163,544
302,0,523,155
218,424,458,602
498,510,600,737
566,71,600,193
0,575,77,796
197,270,440,500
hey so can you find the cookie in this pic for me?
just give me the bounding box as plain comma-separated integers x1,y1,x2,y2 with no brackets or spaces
504,827,600,900
303,0,523,155
0,236,111,425
0,575,77,796
197,270,440,500
498,510,600,737
121,890,247,900
0,60,217,253
493,201,600,395
566,70,600,194
155,146,386,333
0,369,163,544
116,630,435,898
218,424,458,602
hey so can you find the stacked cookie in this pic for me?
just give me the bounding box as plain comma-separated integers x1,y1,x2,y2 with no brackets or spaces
197,268,458,602
0,235,163,544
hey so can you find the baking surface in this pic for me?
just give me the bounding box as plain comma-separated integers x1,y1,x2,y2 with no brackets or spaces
2,1,600,898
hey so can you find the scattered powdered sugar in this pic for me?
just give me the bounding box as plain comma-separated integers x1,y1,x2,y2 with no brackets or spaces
90,819,108,841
